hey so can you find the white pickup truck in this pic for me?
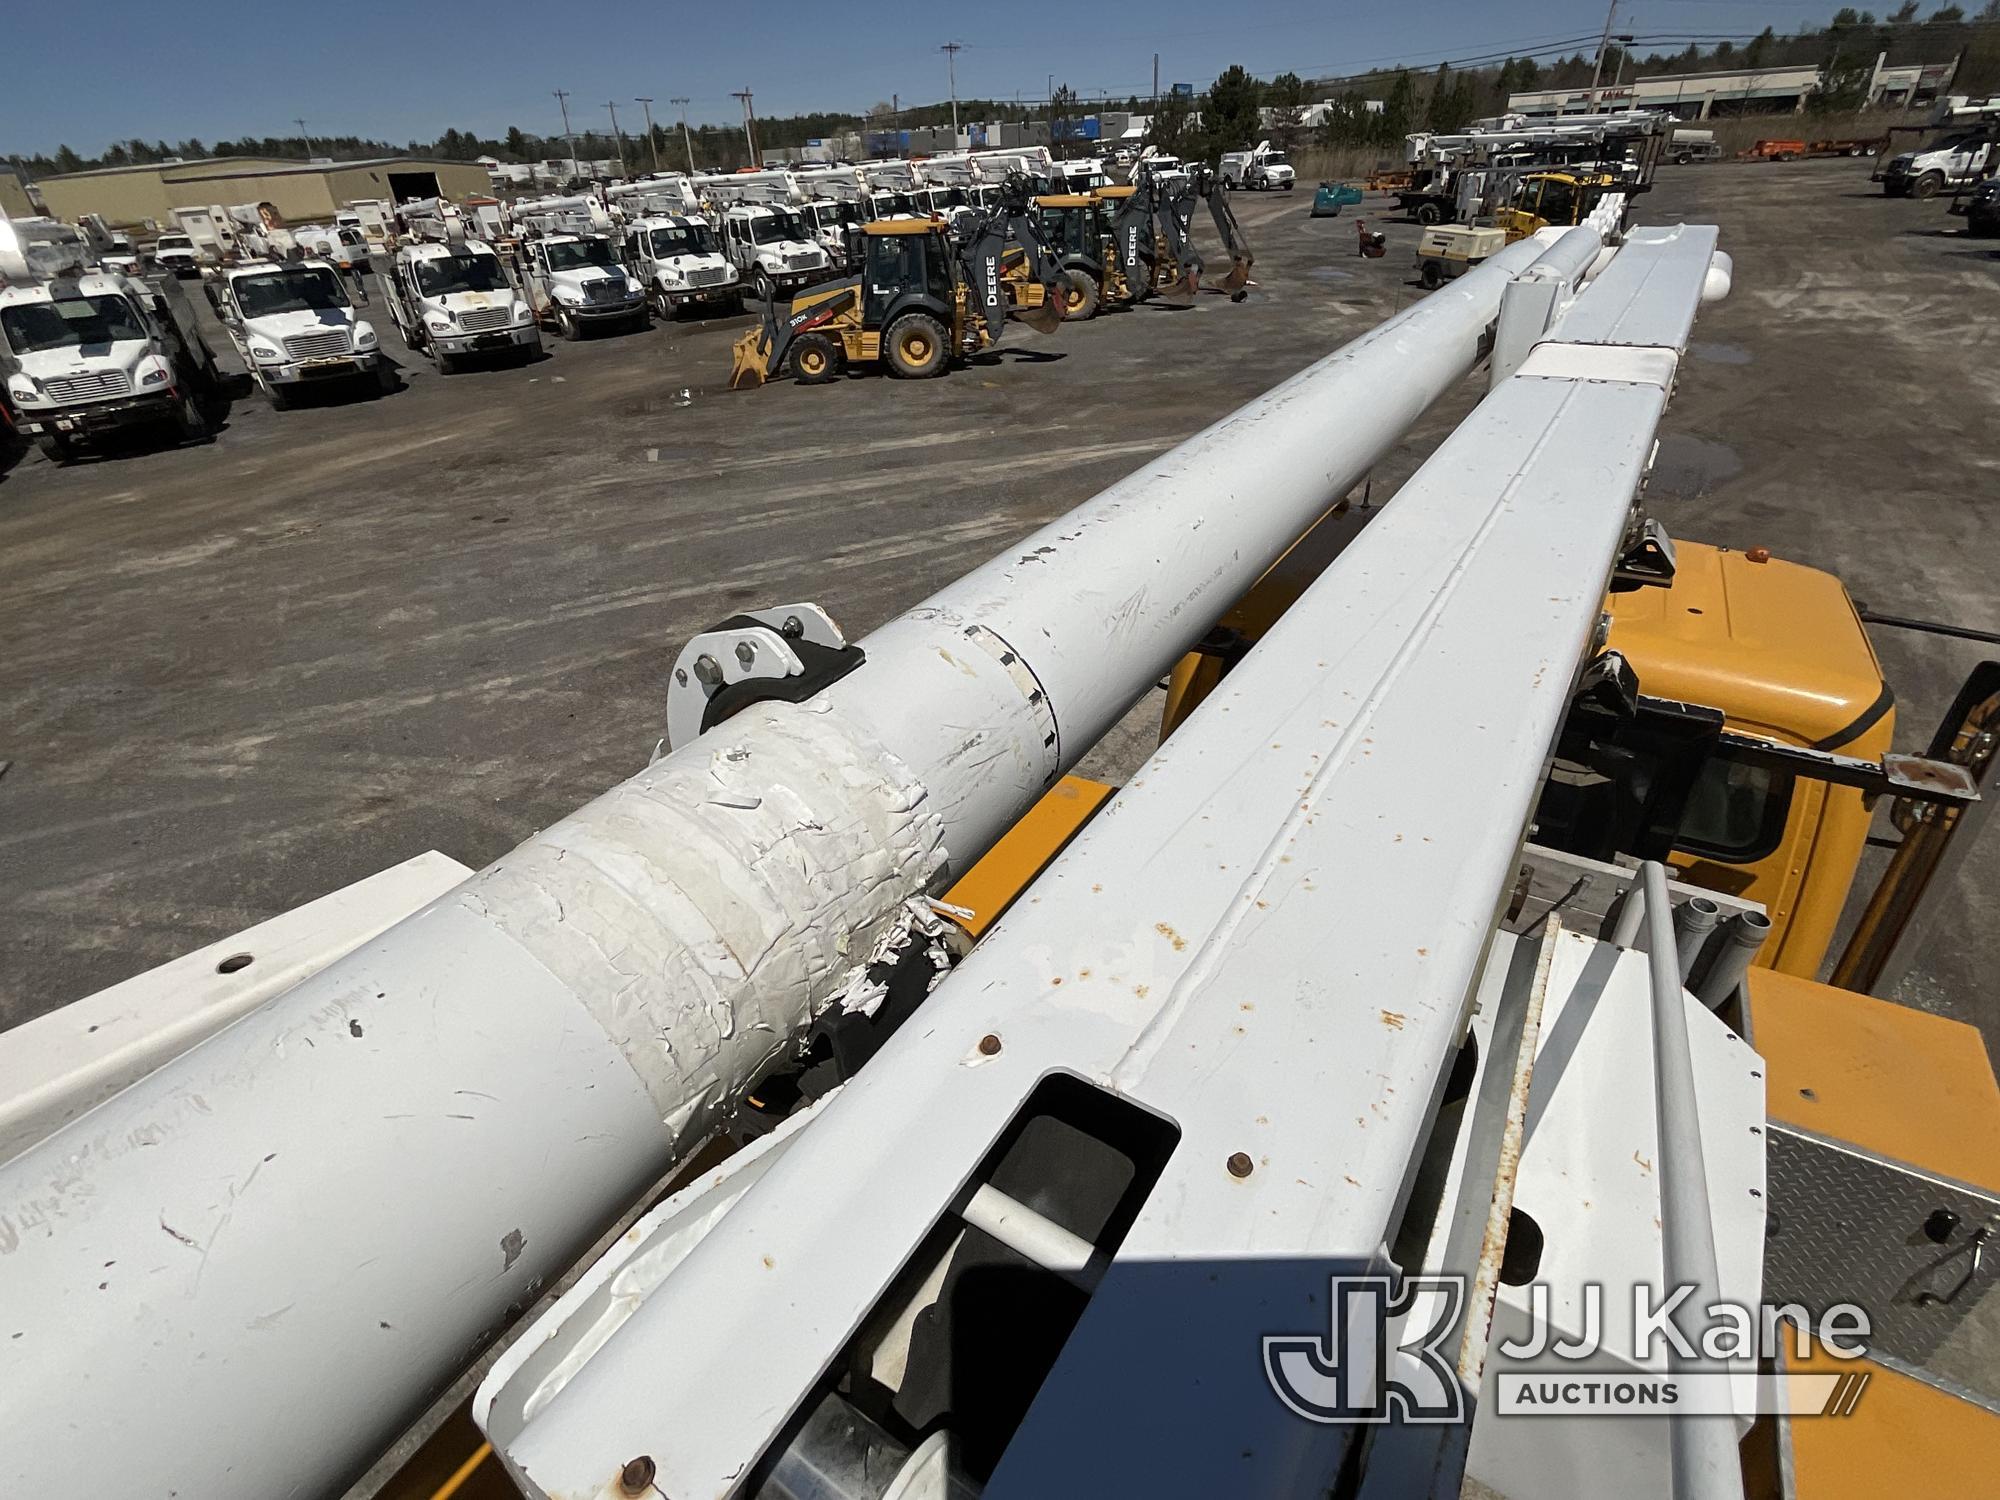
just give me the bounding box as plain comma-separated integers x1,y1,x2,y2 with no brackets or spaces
381,239,541,370
1880,125,1997,198
717,205,831,302
515,234,649,339
210,259,389,408
619,215,741,319
1,270,220,461
150,231,202,277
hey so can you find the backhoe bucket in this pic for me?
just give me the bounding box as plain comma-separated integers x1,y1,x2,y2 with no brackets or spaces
729,326,773,390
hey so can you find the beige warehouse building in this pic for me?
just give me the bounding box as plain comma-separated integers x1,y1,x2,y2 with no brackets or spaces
33,156,492,228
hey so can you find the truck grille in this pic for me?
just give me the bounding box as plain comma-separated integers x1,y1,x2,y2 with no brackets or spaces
585,279,630,303
457,306,514,332
687,266,731,287
44,369,133,402
786,253,820,270
284,328,353,360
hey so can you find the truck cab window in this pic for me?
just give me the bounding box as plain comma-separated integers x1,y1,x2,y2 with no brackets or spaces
2,295,145,353
1674,759,1793,863
233,267,349,317
415,256,507,296
542,241,614,272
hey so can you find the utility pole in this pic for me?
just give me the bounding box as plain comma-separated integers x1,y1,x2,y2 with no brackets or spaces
1609,34,1635,96
670,97,694,174
636,97,661,173
1152,53,1160,108
553,89,581,183
606,100,629,179
1587,0,1617,109
732,88,758,166
941,41,963,136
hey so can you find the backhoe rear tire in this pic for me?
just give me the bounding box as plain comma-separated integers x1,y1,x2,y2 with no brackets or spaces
1415,201,1443,226
1062,271,1101,321
791,332,842,384
884,313,948,379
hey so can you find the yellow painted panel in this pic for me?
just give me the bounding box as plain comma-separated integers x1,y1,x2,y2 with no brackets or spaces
1749,968,2000,1191
942,776,1114,938
1785,1346,2000,1497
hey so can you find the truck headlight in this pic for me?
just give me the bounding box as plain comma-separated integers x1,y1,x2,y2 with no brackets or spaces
624,277,643,296
7,377,44,405
425,315,453,332
354,323,378,348
141,365,170,386
249,342,281,361
554,287,583,306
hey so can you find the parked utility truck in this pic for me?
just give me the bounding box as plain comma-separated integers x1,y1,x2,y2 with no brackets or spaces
209,258,389,407
515,233,649,338
1879,122,1997,198
381,239,541,370
619,215,740,318
0,219,220,461
1219,140,1296,191
0,275,216,461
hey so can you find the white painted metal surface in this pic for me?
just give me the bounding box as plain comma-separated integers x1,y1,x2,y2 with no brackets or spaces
1463,930,1766,1500
478,224,1725,1500
0,851,471,1165
0,233,1573,1500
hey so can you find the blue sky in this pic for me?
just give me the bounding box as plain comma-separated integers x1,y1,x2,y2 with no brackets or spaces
4,0,1850,157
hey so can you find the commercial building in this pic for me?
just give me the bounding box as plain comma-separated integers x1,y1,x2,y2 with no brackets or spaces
0,165,36,218
32,156,493,228
1510,56,1960,119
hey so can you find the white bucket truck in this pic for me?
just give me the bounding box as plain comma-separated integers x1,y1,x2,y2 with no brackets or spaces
692,175,830,301
0,219,221,461
209,258,389,407
618,214,740,319
381,229,540,371
1219,140,1295,190
514,231,649,338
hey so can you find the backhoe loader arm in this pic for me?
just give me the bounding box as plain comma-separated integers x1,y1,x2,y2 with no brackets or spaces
729,278,862,389
957,173,1069,341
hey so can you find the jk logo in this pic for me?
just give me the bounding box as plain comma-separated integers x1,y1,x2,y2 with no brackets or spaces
1263,1275,1468,1424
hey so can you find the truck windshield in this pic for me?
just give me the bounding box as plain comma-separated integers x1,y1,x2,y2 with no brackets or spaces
871,193,916,217
751,212,805,244
415,253,509,295
543,240,615,271
233,267,349,317
157,236,193,251
1,294,146,353
648,223,717,256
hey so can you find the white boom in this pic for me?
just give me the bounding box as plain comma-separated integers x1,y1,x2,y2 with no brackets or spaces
0,228,1690,1500
475,224,1746,1500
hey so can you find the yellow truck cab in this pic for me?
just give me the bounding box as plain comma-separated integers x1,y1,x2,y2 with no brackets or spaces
1160,526,1929,984
1602,541,1891,974
1495,169,1622,242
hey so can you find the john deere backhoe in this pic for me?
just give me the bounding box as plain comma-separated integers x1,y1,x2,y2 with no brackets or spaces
1037,162,1254,320
728,183,1068,387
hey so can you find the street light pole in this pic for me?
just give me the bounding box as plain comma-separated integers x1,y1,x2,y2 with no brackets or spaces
636,96,661,173
941,42,963,136
670,97,694,174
